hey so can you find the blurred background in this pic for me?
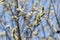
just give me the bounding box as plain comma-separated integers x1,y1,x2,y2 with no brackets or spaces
0,0,60,40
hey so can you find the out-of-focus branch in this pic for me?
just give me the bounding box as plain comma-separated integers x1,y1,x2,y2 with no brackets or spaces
50,0,60,34
44,2,55,38
41,21,45,38
0,22,11,40
52,0,60,28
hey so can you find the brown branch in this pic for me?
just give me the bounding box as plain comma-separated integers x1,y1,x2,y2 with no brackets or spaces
15,0,22,40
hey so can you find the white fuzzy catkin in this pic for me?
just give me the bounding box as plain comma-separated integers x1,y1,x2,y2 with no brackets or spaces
5,25,10,28
0,31,6,36
32,31,38,36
